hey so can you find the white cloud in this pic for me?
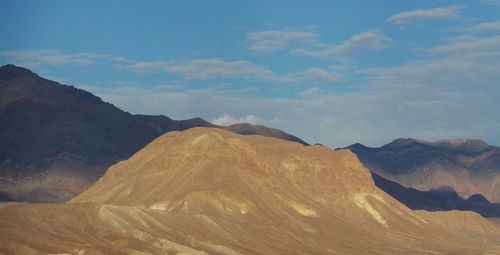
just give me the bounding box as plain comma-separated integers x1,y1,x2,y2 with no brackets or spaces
82,54,500,148
168,59,287,81
424,35,500,55
211,114,263,126
0,49,132,68
478,0,500,6
457,21,500,33
6,26,500,148
365,38,500,92
246,30,317,54
123,58,293,82
81,31,500,148
121,60,174,73
1,48,349,84
300,87,320,97
124,58,350,84
292,66,344,82
291,30,390,59
387,5,462,24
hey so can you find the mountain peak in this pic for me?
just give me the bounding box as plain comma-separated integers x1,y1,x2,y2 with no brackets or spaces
224,122,309,145
185,117,211,123
227,122,256,128
176,117,215,128
0,64,39,80
72,127,369,207
433,139,489,153
382,138,425,148
467,194,490,203
346,143,371,150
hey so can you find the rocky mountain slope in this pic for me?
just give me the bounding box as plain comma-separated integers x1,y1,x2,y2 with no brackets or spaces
373,172,500,218
1,128,498,254
0,64,216,202
347,138,500,203
0,64,307,203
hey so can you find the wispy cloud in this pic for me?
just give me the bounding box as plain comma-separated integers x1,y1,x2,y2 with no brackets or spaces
211,114,263,126
123,58,293,82
1,48,349,84
291,66,345,82
456,21,500,33
167,59,289,82
246,30,317,54
85,63,499,148
0,49,132,68
124,58,349,83
478,0,500,6
387,5,462,24
83,30,500,147
424,35,500,55
291,30,390,59
364,33,500,94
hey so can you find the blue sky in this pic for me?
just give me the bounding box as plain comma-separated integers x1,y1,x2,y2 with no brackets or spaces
1,0,500,147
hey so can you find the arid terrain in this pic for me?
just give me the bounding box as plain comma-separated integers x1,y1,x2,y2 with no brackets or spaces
1,128,499,254
347,138,500,203
2,1,500,253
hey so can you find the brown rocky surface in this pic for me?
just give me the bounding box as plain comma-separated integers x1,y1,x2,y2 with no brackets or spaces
1,128,499,254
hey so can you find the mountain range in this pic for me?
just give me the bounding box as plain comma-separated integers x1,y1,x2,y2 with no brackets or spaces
0,64,306,202
1,128,499,254
347,138,500,203
2,64,500,219
1,64,500,253
373,172,500,218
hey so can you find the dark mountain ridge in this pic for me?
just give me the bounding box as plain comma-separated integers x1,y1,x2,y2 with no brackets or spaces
0,64,306,202
372,172,500,218
346,138,500,203
223,122,308,146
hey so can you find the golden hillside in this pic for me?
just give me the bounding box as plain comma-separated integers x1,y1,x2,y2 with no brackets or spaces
1,128,499,254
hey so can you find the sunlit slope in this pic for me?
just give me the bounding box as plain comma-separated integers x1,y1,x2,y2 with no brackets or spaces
72,127,500,253
416,210,500,244
1,128,499,254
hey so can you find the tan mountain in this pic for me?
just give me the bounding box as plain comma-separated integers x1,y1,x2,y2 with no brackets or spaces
1,128,499,254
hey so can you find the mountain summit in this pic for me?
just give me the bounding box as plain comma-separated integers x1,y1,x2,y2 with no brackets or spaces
0,64,39,80
223,122,308,146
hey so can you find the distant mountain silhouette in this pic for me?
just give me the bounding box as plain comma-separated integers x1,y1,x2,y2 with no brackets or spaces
223,123,308,146
372,172,500,218
0,64,307,202
346,138,500,203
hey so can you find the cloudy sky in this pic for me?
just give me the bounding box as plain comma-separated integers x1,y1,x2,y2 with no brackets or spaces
1,0,500,147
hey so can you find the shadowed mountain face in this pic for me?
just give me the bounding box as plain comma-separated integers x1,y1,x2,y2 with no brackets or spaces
0,64,307,203
0,64,214,202
1,128,499,254
346,138,500,203
372,173,500,218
